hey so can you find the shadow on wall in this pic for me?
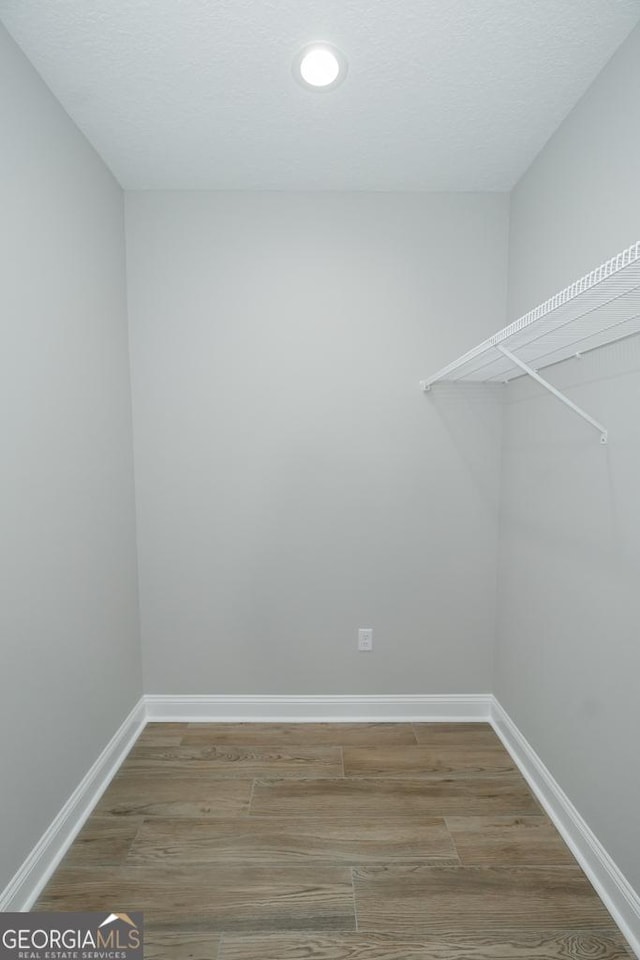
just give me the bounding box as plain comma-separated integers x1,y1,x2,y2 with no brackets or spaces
426,381,504,516
499,338,640,569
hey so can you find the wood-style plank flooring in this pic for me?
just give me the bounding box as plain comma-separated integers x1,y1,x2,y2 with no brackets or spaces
36,722,631,959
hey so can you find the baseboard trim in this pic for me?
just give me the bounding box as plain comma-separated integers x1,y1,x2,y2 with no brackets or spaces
0,697,146,912
491,697,640,958
4,690,638,957
144,693,492,723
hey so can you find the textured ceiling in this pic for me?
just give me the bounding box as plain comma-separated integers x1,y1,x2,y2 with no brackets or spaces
1,0,639,190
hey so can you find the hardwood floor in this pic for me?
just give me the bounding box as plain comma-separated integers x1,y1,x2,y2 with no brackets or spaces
36,722,631,959
126,817,458,866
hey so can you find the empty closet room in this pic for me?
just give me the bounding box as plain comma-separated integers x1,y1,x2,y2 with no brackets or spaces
1,1,639,957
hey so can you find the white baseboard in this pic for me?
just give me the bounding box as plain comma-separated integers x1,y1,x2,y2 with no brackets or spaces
0,693,488,914
4,689,638,959
0,697,146,913
144,693,492,723
491,697,640,958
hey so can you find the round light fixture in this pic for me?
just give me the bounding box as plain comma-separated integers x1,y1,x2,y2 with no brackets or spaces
294,43,347,90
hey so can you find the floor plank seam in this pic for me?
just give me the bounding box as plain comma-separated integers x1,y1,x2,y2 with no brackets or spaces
124,817,147,862
350,865,359,933
442,817,464,866
247,777,257,816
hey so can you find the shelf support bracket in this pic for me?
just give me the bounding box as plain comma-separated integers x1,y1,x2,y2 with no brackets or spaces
496,346,608,444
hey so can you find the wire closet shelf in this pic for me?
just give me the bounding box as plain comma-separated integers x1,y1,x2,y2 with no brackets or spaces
420,241,640,444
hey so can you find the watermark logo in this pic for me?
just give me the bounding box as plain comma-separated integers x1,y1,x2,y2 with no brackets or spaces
0,912,143,959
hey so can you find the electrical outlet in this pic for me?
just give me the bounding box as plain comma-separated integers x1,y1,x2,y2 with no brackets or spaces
358,628,373,652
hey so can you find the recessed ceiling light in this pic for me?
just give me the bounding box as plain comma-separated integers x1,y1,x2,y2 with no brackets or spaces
293,44,347,91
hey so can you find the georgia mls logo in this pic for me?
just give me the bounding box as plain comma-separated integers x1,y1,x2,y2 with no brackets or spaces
0,911,143,959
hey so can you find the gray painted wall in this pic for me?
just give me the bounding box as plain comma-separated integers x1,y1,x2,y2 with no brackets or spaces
496,23,640,891
126,191,509,694
0,25,142,892
6,1,638,905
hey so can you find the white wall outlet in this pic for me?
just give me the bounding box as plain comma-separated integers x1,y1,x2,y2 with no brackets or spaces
358,627,373,652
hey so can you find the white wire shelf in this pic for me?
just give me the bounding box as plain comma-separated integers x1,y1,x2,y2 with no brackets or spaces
422,241,640,386
420,241,640,443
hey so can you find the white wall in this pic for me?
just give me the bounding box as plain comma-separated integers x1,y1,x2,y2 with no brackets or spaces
496,23,640,892
126,191,509,695
0,24,142,893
